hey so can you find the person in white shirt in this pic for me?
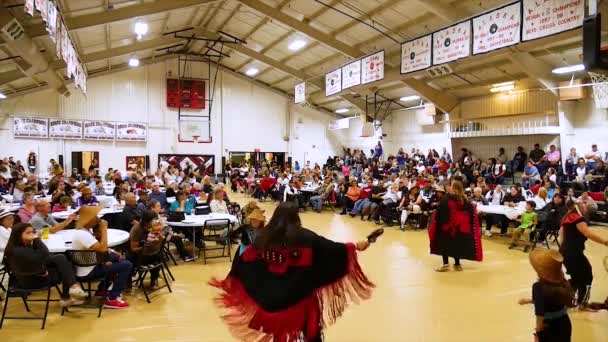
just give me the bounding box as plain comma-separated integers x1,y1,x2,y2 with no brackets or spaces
71,206,132,309
533,187,551,210
416,161,426,174
484,185,505,237
584,144,603,169
0,209,14,261
210,189,229,214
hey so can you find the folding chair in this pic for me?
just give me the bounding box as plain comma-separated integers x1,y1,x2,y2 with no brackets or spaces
0,272,62,330
323,190,337,212
0,265,6,300
200,219,233,264
65,250,107,318
530,225,561,250
134,240,172,304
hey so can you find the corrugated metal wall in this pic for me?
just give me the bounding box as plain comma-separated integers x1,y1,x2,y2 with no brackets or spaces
460,90,558,119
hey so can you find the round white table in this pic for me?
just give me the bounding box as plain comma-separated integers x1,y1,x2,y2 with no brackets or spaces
167,213,237,254
166,197,207,205
477,204,525,220
52,207,124,220
43,229,129,253
0,203,21,212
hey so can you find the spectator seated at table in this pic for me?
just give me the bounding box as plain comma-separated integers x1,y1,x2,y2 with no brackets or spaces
50,180,68,207
94,180,105,196
202,176,214,194
128,211,164,289
508,201,538,252
521,160,540,188
232,208,266,256
71,206,132,309
77,187,99,207
165,181,179,199
170,190,194,215
17,192,37,223
52,195,72,213
120,192,143,231
30,199,76,234
210,189,229,214
309,177,334,213
148,200,196,262
136,190,148,212
149,182,168,211
576,191,598,219
496,187,526,236
532,187,551,211
588,160,607,192
0,209,14,260
26,175,45,196
340,180,360,215
3,222,87,307
470,187,488,207
535,194,566,243
584,143,603,169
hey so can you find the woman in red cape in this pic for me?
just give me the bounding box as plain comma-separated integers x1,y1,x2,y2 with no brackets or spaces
429,180,483,272
210,201,374,342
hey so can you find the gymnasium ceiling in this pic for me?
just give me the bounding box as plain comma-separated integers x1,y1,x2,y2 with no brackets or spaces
0,0,603,117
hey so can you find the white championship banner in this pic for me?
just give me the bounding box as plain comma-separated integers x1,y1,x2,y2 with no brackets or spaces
325,68,342,96
522,0,584,41
294,82,305,104
361,51,384,84
401,35,432,74
49,119,82,139
473,2,521,55
83,121,115,140
116,123,147,142
342,60,361,89
13,117,48,138
433,21,471,65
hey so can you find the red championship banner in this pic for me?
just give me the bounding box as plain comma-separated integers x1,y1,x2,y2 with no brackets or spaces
473,2,521,55
361,51,384,85
401,34,432,74
522,0,584,41
432,21,471,65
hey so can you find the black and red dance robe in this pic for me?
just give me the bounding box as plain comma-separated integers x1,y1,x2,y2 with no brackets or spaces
429,197,483,261
210,228,374,342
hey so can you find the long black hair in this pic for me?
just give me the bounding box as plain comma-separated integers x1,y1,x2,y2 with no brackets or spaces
436,180,472,226
3,222,33,264
253,201,305,249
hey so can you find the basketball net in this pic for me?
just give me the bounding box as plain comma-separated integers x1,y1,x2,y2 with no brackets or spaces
588,71,608,109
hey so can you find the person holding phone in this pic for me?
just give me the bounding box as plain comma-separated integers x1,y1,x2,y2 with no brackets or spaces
210,202,377,342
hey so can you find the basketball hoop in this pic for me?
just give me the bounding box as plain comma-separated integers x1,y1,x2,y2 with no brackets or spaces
192,135,200,143
588,71,608,109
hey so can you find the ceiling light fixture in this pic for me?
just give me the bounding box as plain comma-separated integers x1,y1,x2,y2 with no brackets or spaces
0,93,6,99
134,21,148,40
399,95,421,102
245,67,259,76
335,108,349,114
288,39,307,51
128,56,140,67
551,64,585,74
490,81,515,93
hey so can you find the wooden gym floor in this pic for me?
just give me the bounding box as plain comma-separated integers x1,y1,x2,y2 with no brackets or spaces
1,193,607,342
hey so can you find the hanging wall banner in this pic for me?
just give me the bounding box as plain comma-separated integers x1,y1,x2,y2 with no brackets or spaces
83,121,115,140
361,50,384,84
342,60,361,89
46,1,57,43
116,123,147,141
473,2,521,55
522,0,584,41
38,0,48,22
432,21,471,65
25,0,35,16
13,117,48,138
325,68,342,96
55,20,62,59
400,35,432,74
49,119,82,139
295,82,305,104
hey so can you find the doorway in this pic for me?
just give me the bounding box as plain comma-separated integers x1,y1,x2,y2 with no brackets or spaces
72,151,100,177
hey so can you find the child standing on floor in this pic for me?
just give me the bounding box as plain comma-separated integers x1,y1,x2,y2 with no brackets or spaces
509,201,538,252
518,249,574,342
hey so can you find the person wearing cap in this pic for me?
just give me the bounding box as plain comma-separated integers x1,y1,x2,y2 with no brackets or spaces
518,249,574,342
71,205,132,309
77,187,99,207
559,199,608,310
128,210,164,288
29,199,76,234
0,208,14,260
233,207,266,255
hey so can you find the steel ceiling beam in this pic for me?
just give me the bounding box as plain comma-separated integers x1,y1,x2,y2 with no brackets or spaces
24,0,222,37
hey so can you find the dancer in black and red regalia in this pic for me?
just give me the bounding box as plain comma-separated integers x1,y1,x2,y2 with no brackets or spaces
429,179,483,272
210,201,378,342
